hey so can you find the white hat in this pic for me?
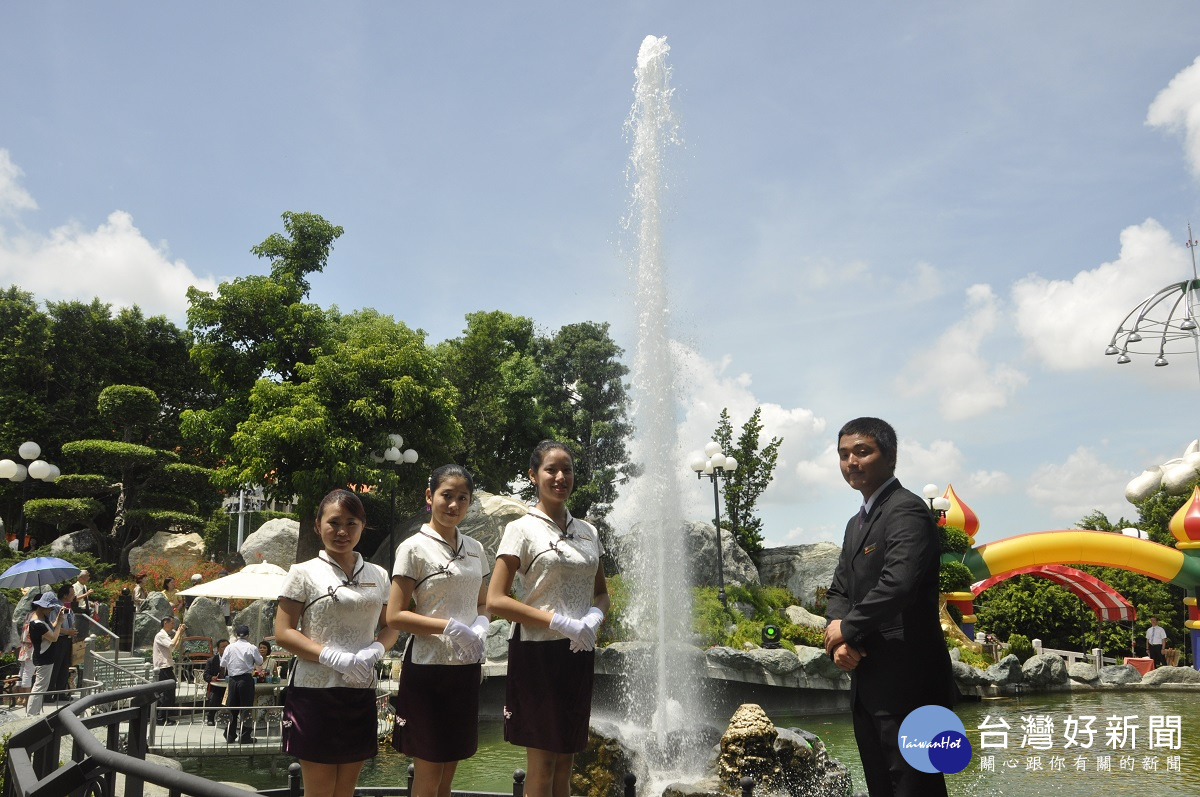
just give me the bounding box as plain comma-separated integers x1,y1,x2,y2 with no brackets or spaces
191,573,203,582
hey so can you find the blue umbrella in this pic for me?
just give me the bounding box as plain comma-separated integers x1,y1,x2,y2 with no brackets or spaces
0,556,80,588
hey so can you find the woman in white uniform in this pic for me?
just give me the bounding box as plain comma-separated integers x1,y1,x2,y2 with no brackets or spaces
275,489,399,797
486,441,609,797
388,464,490,797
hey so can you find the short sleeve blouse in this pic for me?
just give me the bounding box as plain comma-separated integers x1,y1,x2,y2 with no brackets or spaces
496,507,602,642
393,525,490,665
280,551,390,688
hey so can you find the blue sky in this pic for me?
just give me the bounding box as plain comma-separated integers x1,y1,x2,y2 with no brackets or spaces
6,3,1200,548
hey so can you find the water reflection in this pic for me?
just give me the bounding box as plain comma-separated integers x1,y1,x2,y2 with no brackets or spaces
185,691,1200,797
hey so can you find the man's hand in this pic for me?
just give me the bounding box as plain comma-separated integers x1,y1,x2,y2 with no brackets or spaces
824,619,846,656
831,643,866,672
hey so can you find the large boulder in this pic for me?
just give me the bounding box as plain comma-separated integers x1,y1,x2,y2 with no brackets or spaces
951,659,990,687
1141,665,1200,685
1022,653,1069,687
986,654,1024,687
484,619,510,662
683,522,760,588
49,530,103,557
753,543,841,605
781,605,827,630
1067,662,1099,684
129,532,206,575
1098,664,1142,685
239,518,300,569
232,599,275,644
134,613,164,650
182,597,229,648
716,703,852,797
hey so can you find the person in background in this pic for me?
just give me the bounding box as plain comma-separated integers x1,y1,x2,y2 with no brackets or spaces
72,570,94,616
48,584,78,701
14,614,33,706
184,573,203,610
161,577,183,615
487,442,608,797
388,464,490,797
1146,616,1168,668
275,488,397,797
26,592,63,716
220,625,262,743
254,641,273,678
132,573,149,612
203,638,229,726
152,616,186,725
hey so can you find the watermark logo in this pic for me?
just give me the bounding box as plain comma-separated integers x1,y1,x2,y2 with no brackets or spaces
898,705,972,774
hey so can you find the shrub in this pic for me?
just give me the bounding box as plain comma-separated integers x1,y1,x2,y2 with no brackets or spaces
939,525,972,554
939,561,974,592
1006,633,1035,663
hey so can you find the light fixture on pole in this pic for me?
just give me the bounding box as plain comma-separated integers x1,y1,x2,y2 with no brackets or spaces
374,433,419,571
922,484,952,521
0,441,61,549
689,440,739,607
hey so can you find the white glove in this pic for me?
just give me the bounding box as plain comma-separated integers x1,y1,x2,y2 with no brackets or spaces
318,646,356,673
471,615,490,641
445,618,484,663
549,612,588,648
568,607,604,653
347,641,386,685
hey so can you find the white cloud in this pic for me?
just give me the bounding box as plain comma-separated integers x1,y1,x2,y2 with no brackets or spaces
895,283,1028,420
610,341,828,534
1027,446,1135,524
963,469,1013,496
1012,219,1188,371
1147,55,1200,178
0,149,37,217
0,210,218,322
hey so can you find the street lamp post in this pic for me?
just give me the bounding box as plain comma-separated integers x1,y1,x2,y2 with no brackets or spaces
0,441,60,550
689,440,739,607
375,433,418,572
921,484,952,522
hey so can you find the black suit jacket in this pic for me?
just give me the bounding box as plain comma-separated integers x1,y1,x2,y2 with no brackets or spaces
826,479,954,716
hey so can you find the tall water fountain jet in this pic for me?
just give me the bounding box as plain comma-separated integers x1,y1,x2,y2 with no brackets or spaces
619,35,710,789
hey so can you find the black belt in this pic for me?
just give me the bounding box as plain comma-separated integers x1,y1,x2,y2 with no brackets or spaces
229,673,254,680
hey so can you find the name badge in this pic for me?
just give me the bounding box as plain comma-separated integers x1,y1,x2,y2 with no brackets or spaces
862,544,877,555
358,582,377,588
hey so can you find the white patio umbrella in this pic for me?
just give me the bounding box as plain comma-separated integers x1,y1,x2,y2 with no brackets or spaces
177,562,288,601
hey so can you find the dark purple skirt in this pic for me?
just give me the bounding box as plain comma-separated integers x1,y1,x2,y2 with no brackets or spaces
283,686,378,764
391,642,481,762
504,625,594,754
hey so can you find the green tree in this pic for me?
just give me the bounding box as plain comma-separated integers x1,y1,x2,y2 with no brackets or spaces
537,322,632,522
211,309,461,561
711,407,782,553
435,311,545,493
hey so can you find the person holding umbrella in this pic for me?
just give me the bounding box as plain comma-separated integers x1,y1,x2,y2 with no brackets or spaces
26,592,64,716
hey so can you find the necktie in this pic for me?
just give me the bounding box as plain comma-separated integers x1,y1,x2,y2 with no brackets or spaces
858,505,867,531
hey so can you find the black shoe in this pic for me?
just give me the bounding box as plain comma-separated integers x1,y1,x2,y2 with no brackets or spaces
205,720,215,726
238,737,257,744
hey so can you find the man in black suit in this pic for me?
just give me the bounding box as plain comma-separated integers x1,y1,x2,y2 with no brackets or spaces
824,417,954,797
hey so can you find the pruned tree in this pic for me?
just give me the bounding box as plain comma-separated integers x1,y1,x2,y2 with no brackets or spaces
711,407,782,553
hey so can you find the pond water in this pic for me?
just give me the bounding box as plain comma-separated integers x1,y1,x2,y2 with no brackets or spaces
183,690,1200,796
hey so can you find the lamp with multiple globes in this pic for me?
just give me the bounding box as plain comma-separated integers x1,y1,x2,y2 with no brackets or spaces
689,440,739,607
921,483,952,520
0,442,61,549
372,433,419,570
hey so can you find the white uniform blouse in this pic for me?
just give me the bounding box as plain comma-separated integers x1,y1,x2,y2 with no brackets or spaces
393,525,490,665
280,551,390,688
496,507,602,642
